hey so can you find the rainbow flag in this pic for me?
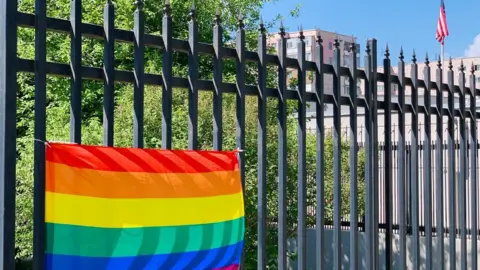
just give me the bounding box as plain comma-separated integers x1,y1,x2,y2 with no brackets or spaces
45,143,244,270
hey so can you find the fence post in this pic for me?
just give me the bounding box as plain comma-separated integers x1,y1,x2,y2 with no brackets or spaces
410,50,420,269
133,0,144,148
277,20,288,270
235,13,246,269
161,1,173,149
188,3,198,150
435,55,445,270
213,9,223,151
103,0,115,146
257,18,267,269
314,34,325,270
423,53,433,270
348,38,359,270
383,44,393,268
332,36,342,270
0,0,17,267
70,0,82,143
33,0,47,267
397,47,407,270
297,26,307,270
458,60,467,270
447,57,456,270
469,62,477,270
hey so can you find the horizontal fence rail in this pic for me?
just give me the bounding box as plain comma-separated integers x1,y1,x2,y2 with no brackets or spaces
0,0,479,270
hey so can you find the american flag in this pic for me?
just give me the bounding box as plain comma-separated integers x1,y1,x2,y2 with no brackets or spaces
436,0,449,45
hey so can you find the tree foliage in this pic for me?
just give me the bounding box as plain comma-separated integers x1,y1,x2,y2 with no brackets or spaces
14,0,364,269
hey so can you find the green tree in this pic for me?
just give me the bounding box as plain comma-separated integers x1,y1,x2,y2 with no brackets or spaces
14,0,365,269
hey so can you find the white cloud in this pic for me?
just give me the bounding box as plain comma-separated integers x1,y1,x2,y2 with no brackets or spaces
464,34,480,57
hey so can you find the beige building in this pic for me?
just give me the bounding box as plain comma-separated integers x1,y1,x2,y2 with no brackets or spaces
304,56,480,143
267,29,361,95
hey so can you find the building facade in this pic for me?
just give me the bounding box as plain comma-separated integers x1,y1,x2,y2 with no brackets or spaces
267,29,361,95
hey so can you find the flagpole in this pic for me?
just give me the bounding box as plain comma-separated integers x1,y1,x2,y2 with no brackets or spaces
442,43,445,79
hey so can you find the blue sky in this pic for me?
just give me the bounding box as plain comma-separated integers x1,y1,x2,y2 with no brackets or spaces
262,0,480,66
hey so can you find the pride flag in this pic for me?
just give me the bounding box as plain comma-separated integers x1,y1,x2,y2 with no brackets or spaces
45,143,244,270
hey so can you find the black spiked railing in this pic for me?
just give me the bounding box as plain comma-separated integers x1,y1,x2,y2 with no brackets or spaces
1,2,480,270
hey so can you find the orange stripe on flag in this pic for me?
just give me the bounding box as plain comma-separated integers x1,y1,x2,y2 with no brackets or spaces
46,162,242,198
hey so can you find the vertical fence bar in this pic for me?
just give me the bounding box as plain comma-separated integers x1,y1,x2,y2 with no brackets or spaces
411,50,420,270
213,10,223,150
397,48,407,270
33,0,47,266
297,27,307,270
383,45,393,268
364,41,374,270
423,54,433,270
133,0,144,148
371,39,379,269
277,21,288,270
257,19,267,269
447,58,456,270
459,61,467,270
70,0,82,143
187,3,198,150
349,40,358,270
0,0,16,267
235,15,246,269
332,37,342,270
469,62,477,270
315,34,325,270
103,0,114,146
162,2,172,149
435,56,444,270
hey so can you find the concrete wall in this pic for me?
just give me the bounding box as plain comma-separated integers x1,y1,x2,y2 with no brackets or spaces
287,229,480,270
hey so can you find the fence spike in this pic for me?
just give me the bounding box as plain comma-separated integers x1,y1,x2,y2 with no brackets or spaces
399,46,404,61
437,55,442,68
385,43,389,58
425,52,429,66
448,56,453,70
412,49,417,63
237,13,244,29
460,59,465,72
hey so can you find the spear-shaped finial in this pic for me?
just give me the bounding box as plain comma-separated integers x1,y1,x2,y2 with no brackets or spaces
299,24,304,40
366,42,371,55
471,62,475,74
316,34,322,45
384,43,390,58
279,19,285,36
399,46,404,61
412,49,417,63
134,0,144,10
163,0,172,16
333,33,339,49
259,16,265,33
214,7,221,25
189,0,196,20
460,59,465,72
425,52,429,66
448,57,453,70
237,11,244,29
437,55,442,68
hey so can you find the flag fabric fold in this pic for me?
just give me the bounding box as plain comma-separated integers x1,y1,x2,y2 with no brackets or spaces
436,0,449,44
45,143,244,270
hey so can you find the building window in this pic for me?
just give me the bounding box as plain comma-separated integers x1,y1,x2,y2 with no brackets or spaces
305,39,310,46
475,64,480,71
287,41,292,48
328,42,332,50
477,77,480,84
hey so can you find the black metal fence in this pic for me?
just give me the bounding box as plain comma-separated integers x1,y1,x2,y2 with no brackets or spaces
0,0,479,269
